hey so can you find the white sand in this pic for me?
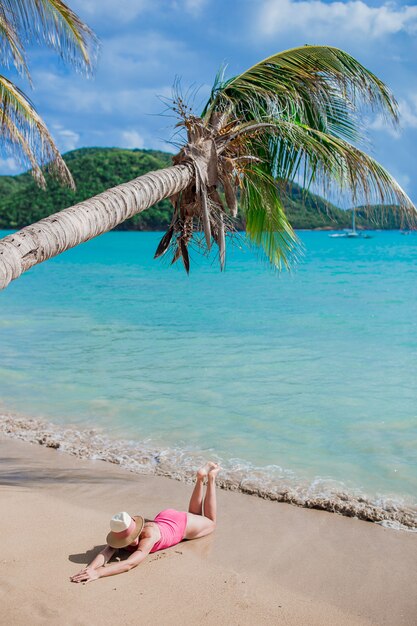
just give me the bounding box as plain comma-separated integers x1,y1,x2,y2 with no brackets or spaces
1,436,416,625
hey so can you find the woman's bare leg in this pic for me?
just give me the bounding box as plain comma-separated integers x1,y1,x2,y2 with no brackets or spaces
203,465,220,522
188,462,217,515
188,475,204,515
184,463,221,540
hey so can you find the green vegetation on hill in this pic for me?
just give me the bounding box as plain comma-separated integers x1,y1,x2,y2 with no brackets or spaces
0,147,403,230
0,148,173,231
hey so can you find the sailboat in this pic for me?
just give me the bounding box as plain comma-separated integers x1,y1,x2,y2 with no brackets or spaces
329,209,372,238
346,207,359,237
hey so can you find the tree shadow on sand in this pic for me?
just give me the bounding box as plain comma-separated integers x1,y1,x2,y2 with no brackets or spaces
0,459,137,487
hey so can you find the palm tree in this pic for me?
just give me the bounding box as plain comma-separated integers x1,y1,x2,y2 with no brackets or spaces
0,45,415,289
0,0,97,188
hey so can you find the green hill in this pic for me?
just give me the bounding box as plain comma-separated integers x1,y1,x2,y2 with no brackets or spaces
0,147,403,230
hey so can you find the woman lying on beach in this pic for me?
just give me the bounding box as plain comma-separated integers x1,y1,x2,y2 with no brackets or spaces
70,462,221,583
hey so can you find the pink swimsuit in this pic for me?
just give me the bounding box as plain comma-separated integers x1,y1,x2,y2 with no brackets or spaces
150,509,188,553
126,508,188,553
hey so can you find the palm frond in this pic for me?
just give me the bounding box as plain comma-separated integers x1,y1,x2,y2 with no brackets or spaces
1,0,99,73
233,118,414,221
0,74,74,187
0,6,30,79
203,45,398,143
0,108,44,183
240,165,298,268
0,1,98,189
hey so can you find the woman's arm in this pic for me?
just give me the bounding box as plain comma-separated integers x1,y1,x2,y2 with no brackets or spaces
70,537,155,583
70,545,116,583
89,545,116,569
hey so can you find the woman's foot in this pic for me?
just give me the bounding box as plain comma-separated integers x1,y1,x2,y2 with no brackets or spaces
208,463,221,479
197,462,218,480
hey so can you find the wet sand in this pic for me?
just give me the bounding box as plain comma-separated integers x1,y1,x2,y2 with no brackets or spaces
1,435,416,625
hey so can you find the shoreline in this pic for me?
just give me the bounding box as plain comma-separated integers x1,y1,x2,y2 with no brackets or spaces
1,433,416,625
1,412,416,531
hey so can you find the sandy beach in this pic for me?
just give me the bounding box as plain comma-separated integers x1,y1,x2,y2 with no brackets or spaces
0,1,416,624
1,435,416,626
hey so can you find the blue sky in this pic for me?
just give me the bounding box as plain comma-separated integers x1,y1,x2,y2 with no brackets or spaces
2,0,417,203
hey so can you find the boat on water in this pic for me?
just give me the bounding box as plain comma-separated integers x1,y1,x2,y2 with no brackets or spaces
329,209,372,239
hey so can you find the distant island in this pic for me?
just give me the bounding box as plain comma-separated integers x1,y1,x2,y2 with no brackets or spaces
0,147,404,231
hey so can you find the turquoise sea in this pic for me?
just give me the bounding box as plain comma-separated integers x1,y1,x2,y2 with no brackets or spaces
1,230,416,523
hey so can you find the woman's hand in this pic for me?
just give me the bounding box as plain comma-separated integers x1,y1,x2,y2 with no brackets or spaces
70,567,100,584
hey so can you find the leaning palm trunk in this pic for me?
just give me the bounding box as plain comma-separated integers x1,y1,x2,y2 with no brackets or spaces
0,163,193,290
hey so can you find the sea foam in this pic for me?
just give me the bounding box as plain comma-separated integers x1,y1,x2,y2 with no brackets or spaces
1,413,415,531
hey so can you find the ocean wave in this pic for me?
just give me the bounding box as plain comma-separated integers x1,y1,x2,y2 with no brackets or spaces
1,412,416,531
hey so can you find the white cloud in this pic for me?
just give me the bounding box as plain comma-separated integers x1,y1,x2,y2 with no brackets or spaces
52,125,80,152
182,0,208,15
370,98,417,138
369,114,397,137
0,157,19,173
32,28,189,118
401,96,417,129
101,33,189,84
258,0,417,40
395,172,411,193
32,67,173,117
120,130,145,149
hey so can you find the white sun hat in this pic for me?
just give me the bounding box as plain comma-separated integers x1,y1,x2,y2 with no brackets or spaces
106,511,144,548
